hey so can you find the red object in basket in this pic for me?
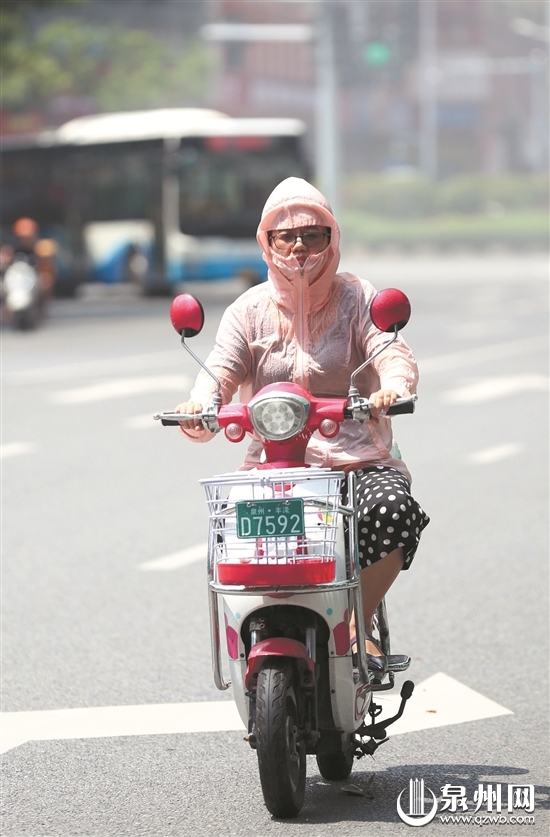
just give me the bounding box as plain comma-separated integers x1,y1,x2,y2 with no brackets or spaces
218,558,335,586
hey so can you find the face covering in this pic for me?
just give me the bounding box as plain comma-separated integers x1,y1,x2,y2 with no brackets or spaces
270,247,333,286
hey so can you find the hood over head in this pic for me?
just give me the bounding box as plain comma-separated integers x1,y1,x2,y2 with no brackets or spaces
257,177,341,314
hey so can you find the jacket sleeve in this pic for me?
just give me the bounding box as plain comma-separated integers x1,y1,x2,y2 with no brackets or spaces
179,299,252,443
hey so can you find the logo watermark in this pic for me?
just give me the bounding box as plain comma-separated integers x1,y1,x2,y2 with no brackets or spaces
397,779,536,827
397,779,439,826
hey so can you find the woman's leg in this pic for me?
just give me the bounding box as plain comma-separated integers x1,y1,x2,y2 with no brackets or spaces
347,465,429,656
349,547,404,655
360,547,404,654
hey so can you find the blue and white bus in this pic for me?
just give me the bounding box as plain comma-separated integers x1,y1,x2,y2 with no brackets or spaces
1,108,308,294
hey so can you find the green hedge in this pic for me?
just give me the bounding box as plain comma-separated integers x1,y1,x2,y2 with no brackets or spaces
342,173,550,218
341,210,550,249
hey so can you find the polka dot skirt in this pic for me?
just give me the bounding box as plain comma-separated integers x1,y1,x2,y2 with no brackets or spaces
342,466,429,571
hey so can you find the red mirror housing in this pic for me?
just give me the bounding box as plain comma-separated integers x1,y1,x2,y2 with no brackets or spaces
370,288,411,333
170,294,205,337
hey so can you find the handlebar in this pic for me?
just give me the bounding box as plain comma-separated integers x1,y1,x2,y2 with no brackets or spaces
153,394,417,428
153,411,212,427
385,396,417,416
344,394,417,421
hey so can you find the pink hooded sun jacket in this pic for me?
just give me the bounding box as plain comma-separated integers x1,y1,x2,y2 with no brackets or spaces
181,178,418,480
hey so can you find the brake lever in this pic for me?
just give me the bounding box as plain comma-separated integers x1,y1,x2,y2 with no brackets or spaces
344,398,374,423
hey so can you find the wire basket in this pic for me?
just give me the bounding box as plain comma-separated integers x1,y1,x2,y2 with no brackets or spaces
200,468,346,587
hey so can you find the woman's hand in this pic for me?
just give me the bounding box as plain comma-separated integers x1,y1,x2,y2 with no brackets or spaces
368,390,399,419
175,401,205,434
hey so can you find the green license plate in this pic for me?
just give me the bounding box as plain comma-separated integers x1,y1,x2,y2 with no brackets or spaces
235,499,305,539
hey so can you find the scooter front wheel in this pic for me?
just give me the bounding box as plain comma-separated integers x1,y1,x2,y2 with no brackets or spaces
255,660,306,818
12,306,39,330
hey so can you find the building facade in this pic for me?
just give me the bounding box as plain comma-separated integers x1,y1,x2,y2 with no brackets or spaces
206,0,549,177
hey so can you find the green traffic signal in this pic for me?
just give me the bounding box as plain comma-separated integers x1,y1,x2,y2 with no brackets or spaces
364,42,390,66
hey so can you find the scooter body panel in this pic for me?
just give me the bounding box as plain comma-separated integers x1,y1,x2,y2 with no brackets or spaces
221,586,370,733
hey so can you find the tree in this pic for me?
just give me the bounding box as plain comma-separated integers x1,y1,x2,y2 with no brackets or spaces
1,0,86,43
1,8,212,114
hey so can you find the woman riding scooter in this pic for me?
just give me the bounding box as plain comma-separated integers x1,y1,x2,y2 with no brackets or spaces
176,177,429,669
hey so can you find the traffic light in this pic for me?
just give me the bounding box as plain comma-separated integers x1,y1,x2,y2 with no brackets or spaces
363,42,390,66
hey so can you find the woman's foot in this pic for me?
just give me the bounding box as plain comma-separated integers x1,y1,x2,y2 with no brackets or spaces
365,634,386,672
351,634,387,672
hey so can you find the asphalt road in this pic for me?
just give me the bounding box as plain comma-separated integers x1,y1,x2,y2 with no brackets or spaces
1,255,549,836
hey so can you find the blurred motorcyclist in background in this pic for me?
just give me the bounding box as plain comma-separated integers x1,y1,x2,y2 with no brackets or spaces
1,218,58,324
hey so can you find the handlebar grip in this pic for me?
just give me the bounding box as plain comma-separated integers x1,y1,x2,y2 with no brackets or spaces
154,411,205,427
386,399,416,416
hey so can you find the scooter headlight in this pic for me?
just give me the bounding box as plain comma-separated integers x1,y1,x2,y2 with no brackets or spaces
249,393,309,441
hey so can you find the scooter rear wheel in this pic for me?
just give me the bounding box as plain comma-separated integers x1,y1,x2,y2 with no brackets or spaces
316,744,354,780
255,660,306,818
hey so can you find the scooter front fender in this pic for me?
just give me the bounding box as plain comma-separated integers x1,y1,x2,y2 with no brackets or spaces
244,637,315,690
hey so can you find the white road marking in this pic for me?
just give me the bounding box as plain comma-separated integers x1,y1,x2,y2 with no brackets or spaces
466,443,524,465
375,672,512,737
5,351,183,386
51,375,190,404
1,672,513,752
420,335,547,375
0,442,36,459
0,672,511,754
443,374,548,404
0,701,243,754
139,543,206,571
6,334,546,388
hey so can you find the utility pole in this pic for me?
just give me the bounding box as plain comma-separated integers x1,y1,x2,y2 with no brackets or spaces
314,2,339,215
418,0,438,179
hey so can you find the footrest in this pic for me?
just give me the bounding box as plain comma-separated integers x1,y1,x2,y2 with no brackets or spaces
387,654,411,672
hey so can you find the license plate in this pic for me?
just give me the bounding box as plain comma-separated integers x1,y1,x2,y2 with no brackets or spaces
235,499,305,539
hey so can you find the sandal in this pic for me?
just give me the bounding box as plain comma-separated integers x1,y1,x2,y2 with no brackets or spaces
365,633,386,672
350,634,387,673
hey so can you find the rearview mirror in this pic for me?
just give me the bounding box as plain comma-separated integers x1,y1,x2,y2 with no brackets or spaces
170,294,205,338
370,288,411,333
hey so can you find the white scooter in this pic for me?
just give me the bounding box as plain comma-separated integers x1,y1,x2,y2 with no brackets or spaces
2,256,41,330
155,289,417,817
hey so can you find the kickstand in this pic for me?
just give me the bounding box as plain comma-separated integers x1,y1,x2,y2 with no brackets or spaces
356,680,415,756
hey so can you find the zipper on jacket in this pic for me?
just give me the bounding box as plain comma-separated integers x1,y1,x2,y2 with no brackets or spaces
295,265,308,389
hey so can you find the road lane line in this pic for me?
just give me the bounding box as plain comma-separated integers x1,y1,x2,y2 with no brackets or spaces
0,673,511,754
466,443,524,465
444,374,548,404
5,351,183,386
6,334,546,389
419,335,547,375
138,543,207,571
51,375,190,404
0,442,36,459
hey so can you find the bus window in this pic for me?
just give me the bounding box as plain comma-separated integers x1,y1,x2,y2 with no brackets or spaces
178,136,307,239
71,143,161,223
1,148,67,228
